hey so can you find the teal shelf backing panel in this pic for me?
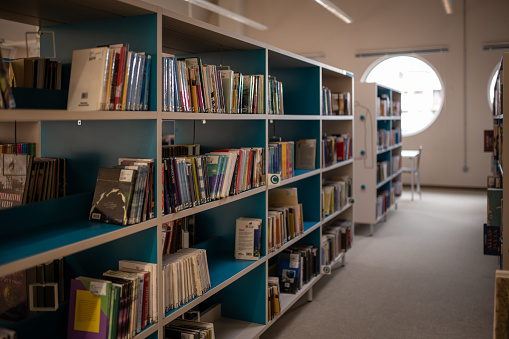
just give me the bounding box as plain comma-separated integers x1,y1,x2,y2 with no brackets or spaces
303,221,319,234
192,49,266,76
0,218,135,268
41,14,158,110
209,263,266,324
66,226,157,278
270,120,320,141
41,120,157,195
297,226,321,250
175,120,266,153
194,193,266,254
278,175,321,222
377,87,392,99
0,192,91,238
269,67,320,115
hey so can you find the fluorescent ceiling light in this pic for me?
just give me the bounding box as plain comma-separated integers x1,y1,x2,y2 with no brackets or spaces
184,0,268,30
442,0,454,14
314,0,353,24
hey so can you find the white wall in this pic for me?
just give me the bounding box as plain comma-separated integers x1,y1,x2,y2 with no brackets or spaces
233,0,509,188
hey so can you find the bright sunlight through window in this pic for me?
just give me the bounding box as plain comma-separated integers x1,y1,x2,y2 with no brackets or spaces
365,56,443,136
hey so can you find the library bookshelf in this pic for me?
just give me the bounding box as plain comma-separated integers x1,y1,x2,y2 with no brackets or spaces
0,1,354,338
353,82,402,235
490,53,507,269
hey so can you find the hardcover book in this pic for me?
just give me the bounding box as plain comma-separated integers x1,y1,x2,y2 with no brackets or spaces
67,277,112,339
89,167,137,226
68,47,111,111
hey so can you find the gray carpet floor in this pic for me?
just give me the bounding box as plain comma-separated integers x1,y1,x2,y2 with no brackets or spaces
260,187,498,339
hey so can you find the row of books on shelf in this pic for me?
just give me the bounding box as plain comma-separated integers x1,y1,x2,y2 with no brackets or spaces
0,258,65,323
322,87,351,116
376,182,401,218
0,143,36,156
321,220,352,266
165,318,215,339
163,147,265,214
9,57,62,90
485,124,503,166
487,175,502,189
269,140,295,180
322,176,351,217
0,153,66,209
377,127,401,149
162,55,266,114
376,94,401,117
268,276,281,321
162,248,211,313
89,158,155,226
278,244,320,294
268,76,284,115
162,217,195,255
68,44,152,111
322,134,352,167
268,187,304,252
67,258,159,339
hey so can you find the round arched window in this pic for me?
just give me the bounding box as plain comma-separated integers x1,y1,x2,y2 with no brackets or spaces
488,62,501,113
364,56,444,136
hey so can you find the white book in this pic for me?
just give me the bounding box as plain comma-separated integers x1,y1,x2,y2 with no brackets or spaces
68,47,110,111
235,217,262,260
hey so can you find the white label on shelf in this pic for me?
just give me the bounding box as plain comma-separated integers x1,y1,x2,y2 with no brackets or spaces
119,169,133,182
269,174,281,185
90,281,107,296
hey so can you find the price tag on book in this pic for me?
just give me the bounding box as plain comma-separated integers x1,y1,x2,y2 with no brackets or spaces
90,281,107,296
119,169,134,182
269,174,281,186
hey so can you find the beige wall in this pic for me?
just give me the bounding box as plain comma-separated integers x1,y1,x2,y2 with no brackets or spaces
234,0,509,188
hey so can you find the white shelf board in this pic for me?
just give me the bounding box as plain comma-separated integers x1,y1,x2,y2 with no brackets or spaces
322,203,353,224
213,317,266,339
162,186,266,222
0,218,157,277
162,112,267,120
267,221,321,260
322,158,354,173
321,252,345,274
0,109,158,122
279,274,323,314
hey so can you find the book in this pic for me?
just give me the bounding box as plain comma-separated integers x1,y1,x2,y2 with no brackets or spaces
68,47,111,111
89,167,137,226
67,277,112,339
235,217,262,260
484,224,501,256
0,270,27,322
118,260,157,324
0,153,31,209
295,139,316,170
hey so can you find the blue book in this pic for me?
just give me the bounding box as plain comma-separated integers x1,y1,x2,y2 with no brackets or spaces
141,54,151,111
